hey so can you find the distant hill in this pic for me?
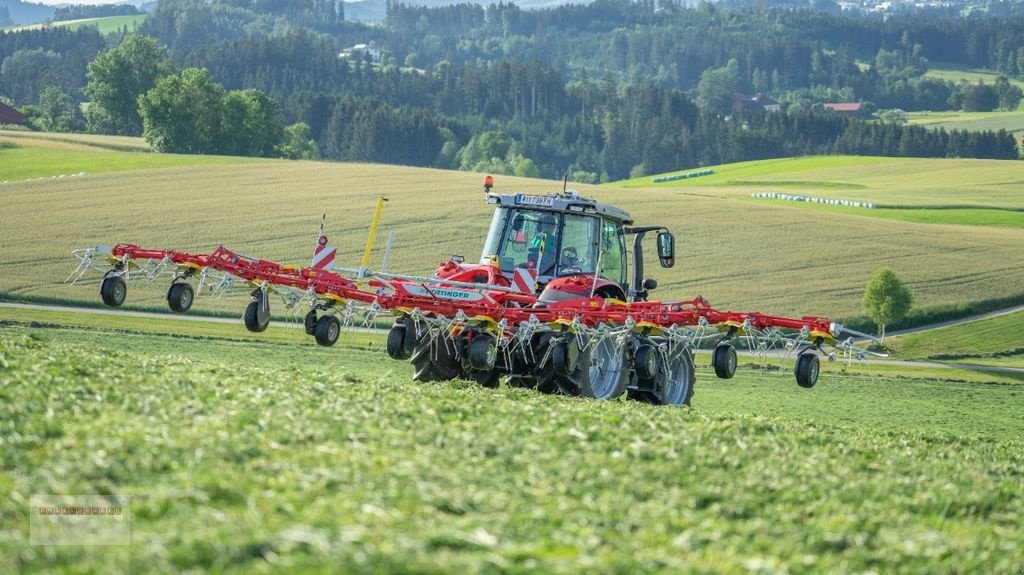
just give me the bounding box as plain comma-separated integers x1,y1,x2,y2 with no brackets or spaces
0,0,53,26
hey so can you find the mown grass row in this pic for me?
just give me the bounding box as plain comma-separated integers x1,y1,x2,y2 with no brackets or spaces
1,321,1021,573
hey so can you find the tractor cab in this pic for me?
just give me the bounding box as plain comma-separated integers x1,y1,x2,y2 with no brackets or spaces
479,177,675,302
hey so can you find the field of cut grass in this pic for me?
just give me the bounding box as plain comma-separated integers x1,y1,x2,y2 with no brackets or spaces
3,14,146,34
905,109,1024,143
621,155,1024,227
0,312,1021,573
887,309,1024,369
2,139,1024,323
0,131,246,181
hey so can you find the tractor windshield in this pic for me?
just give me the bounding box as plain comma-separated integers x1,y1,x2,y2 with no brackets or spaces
482,208,608,280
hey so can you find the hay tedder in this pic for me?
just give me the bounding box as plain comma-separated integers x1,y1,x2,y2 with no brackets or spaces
66,176,882,405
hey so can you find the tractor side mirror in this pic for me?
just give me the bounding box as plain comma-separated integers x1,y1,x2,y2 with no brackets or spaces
643,278,658,291
657,231,675,268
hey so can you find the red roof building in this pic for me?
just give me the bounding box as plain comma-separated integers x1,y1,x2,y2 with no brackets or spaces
0,101,27,124
822,102,867,117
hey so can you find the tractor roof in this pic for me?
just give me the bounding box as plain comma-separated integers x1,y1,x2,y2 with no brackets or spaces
485,190,633,225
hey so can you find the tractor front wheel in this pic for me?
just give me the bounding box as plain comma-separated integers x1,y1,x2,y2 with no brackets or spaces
410,335,462,382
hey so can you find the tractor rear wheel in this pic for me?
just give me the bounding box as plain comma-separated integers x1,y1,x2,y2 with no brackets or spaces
712,342,737,379
100,276,126,307
795,351,819,388
167,283,194,313
314,315,341,347
554,336,627,400
629,348,695,406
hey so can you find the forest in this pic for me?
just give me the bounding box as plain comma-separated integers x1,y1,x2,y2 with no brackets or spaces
1,0,1021,180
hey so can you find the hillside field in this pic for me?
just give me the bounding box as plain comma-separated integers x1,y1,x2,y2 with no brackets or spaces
887,309,1024,370
2,14,146,34
0,309,1021,573
2,136,1024,323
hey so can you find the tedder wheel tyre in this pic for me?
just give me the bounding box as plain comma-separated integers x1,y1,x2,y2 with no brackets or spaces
712,343,738,379
556,337,628,400
100,276,127,307
314,315,341,347
410,335,463,382
795,351,820,388
467,335,497,371
386,323,411,360
167,283,194,313
304,310,317,336
243,299,270,333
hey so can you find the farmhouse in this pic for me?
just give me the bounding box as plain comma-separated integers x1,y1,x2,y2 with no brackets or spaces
339,43,381,64
821,102,870,118
0,101,27,125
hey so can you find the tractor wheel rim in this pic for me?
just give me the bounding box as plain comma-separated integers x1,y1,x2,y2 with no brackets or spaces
589,339,623,399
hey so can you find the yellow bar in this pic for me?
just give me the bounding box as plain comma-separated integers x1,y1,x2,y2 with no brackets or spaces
361,195,388,271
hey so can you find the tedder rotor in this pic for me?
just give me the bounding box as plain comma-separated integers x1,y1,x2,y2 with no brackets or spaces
66,176,884,405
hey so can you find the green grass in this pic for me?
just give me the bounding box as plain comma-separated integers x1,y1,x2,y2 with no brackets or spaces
1,315,1022,573
887,310,1024,369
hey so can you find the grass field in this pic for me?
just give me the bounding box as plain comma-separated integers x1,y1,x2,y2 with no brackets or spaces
0,311,1021,573
2,137,1024,324
3,14,146,34
887,310,1024,369
924,63,1024,93
620,155,1024,227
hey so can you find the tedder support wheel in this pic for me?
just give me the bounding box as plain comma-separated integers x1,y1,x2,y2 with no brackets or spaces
100,276,127,307
466,334,500,389
304,310,317,336
167,282,194,313
314,315,341,347
795,351,820,388
554,336,628,400
243,292,270,333
712,342,738,379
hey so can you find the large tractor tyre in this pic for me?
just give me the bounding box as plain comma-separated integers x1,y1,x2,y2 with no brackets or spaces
243,299,269,333
472,370,501,389
712,343,738,380
314,315,341,347
100,276,127,307
554,337,628,400
167,282,194,313
795,351,820,388
410,336,463,382
629,349,696,406
304,310,318,336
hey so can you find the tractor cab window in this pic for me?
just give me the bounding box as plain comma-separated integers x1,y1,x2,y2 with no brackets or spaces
599,219,626,287
492,209,560,277
558,214,599,276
